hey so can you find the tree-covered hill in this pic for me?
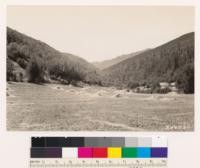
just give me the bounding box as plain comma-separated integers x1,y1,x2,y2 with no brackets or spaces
7,27,102,85
103,32,194,93
7,27,194,93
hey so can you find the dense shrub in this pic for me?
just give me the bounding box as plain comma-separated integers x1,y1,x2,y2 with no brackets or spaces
26,56,47,83
175,64,194,93
7,58,14,81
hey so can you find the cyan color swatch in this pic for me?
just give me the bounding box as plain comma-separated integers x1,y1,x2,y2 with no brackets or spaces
137,147,151,158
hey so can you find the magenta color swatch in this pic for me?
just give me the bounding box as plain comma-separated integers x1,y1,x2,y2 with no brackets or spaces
78,147,93,158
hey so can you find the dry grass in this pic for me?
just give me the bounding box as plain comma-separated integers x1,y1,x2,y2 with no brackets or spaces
7,82,194,131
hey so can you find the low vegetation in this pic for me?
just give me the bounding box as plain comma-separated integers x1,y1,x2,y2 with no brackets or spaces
7,83,194,131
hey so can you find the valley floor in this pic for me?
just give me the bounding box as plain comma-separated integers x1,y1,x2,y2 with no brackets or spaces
7,82,194,131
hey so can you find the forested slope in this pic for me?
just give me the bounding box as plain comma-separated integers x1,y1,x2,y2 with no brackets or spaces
104,32,194,93
7,27,102,85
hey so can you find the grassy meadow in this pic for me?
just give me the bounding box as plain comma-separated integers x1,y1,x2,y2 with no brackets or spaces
7,82,194,131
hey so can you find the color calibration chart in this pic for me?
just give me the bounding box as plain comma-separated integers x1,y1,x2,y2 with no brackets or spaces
30,137,168,168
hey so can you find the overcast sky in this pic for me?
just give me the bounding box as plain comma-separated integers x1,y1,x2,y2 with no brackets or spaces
7,6,194,62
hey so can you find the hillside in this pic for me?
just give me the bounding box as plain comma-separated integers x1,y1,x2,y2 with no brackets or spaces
93,49,149,70
7,27,102,85
104,32,194,93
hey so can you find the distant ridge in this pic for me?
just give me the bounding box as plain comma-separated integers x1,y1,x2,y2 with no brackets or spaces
93,49,150,70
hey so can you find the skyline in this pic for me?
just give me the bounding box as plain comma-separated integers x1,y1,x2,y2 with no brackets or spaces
7,6,194,62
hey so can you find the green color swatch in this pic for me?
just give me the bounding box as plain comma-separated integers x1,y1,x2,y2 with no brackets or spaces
122,147,137,158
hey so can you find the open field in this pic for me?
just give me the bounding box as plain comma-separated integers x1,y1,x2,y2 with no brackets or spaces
7,82,194,131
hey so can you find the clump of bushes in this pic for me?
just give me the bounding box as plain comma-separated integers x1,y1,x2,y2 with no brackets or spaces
26,56,47,83
7,58,14,81
175,64,194,94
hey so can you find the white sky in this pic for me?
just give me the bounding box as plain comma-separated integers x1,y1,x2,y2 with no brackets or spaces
7,6,194,62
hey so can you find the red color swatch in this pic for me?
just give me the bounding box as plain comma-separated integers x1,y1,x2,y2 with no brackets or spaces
93,148,107,158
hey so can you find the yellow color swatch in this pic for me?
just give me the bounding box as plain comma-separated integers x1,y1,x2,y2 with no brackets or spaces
108,147,122,158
